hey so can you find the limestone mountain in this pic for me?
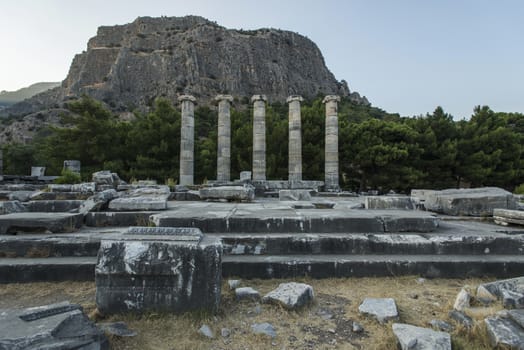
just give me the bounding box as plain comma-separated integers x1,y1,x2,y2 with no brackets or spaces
3,15,368,118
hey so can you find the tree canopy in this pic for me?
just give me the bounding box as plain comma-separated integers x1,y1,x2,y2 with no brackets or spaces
3,96,523,192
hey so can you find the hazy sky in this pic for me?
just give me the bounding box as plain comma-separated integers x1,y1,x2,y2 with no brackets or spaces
1,0,523,119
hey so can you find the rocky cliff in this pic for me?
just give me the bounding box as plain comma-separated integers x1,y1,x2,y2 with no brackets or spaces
3,16,368,118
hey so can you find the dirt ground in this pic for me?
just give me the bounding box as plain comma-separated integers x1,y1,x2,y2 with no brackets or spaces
0,276,500,349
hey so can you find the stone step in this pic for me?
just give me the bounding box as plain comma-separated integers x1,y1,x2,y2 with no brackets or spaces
0,213,84,234
2,228,523,258
151,209,439,233
2,254,524,283
85,211,159,227
0,257,96,283
219,232,524,256
222,254,524,279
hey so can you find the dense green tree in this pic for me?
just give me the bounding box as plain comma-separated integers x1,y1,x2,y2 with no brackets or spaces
126,98,181,182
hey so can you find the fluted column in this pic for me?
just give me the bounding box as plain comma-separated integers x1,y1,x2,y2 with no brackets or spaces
287,95,303,182
179,95,196,186
323,95,341,191
252,95,267,181
215,95,233,182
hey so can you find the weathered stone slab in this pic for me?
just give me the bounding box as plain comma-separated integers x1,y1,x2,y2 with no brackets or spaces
0,212,84,234
424,187,516,216
172,190,201,201
365,196,415,210
31,166,46,177
448,310,474,328
108,186,170,211
279,189,312,201
0,301,108,349
48,184,73,192
359,298,399,323
392,323,451,350
30,191,92,200
79,189,119,214
199,185,254,202
485,316,524,348
126,226,202,241
240,171,252,181
262,282,314,309
85,211,156,227
494,208,524,227
95,231,222,314
0,201,27,215
25,200,84,213
8,191,35,202
71,182,96,193
477,276,524,308
235,287,260,301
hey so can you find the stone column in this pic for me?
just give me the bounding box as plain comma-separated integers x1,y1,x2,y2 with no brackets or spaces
323,95,341,190
252,95,267,181
215,95,233,182
287,95,304,182
179,95,196,186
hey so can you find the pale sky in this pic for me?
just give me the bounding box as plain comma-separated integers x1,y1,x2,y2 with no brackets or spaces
1,0,523,119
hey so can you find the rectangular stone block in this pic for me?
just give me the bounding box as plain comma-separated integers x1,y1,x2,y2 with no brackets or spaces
199,185,254,201
95,230,222,314
493,208,524,226
424,187,516,216
279,189,312,201
365,196,415,210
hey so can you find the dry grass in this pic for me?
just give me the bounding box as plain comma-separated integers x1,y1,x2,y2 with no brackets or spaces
0,277,502,349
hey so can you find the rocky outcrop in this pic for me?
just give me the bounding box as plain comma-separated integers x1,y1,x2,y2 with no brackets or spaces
3,16,368,120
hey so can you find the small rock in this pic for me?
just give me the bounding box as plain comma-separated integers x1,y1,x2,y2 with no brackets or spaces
416,278,426,285
254,305,262,315
328,328,336,334
228,279,241,290
98,322,137,337
428,319,453,332
198,324,214,339
485,316,524,348
359,298,399,323
262,282,314,310
221,328,231,338
448,310,474,329
453,288,471,311
251,322,276,338
352,321,364,333
392,323,451,350
235,287,260,301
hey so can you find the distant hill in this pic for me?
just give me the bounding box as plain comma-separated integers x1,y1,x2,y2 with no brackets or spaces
0,82,60,106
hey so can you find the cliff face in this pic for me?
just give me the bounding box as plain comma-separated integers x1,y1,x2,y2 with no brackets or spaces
4,16,367,118
64,16,354,107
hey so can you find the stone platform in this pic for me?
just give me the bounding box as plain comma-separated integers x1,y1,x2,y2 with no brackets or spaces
150,201,439,233
0,196,523,282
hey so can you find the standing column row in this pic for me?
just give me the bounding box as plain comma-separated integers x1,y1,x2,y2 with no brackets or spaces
178,94,340,190
323,95,340,190
252,95,267,181
215,95,233,182
287,95,304,182
179,95,196,186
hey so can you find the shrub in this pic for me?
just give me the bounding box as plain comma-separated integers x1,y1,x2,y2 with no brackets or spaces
515,183,524,195
55,169,82,184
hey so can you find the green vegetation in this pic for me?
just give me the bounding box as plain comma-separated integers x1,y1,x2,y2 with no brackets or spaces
54,169,82,184
2,96,523,192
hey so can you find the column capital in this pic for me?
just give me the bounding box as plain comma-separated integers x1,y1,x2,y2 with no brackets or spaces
286,95,303,103
178,94,196,103
322,95,340,104
214,94,233,103
251,94,267,103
